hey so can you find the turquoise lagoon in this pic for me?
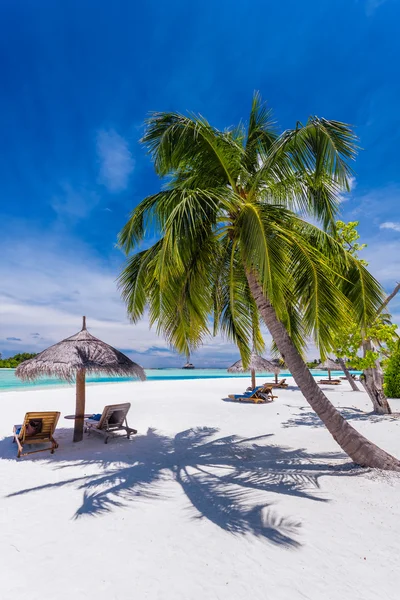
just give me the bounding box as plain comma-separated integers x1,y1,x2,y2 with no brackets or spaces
0,368,360,392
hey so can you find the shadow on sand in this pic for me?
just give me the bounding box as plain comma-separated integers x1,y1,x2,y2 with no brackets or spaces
1,426,363,548
282,406,400,429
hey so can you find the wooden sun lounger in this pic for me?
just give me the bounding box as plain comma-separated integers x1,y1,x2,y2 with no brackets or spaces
13,411,60,458
228,385,278,404
269,378,288,388
84,402,137,444
318,379,341,385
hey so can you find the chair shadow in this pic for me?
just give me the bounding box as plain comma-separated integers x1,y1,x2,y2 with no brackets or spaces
221,397,274,404
282,406,400,428
1,426,363,549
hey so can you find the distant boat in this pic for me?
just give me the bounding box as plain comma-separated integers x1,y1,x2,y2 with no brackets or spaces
182,355,195,369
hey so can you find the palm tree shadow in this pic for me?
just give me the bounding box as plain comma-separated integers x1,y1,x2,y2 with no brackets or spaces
2,427,362,548
282,406,400,428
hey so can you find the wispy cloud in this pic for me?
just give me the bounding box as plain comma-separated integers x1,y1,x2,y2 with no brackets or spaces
0,221,253,365
380,221,400,232
338,176,356,203
96,129,135,193
365,0,387,17
51,183,100,220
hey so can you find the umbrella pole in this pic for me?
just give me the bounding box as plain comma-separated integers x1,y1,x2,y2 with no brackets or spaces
275,373,278,384
73,369,86,442
251,369,256,390
328,369,331,381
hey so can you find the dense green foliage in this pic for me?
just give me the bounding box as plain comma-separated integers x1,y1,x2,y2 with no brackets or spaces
118,93,383,367
333,221,398,369
384,342,400,398
0,353,37,368
306,359,320,368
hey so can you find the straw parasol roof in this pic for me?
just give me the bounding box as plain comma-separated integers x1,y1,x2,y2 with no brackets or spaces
228,353,276,389
16,317,145,442
270,358,286,383
16,322,145,382
227,353,276,374
317,358,340,371
316,358,340,381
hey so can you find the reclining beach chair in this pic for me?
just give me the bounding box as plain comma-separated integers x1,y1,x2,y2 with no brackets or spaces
228,385,277,404
318,379,341,385
13,411,60,458
84,403,137,444
270,378,288,388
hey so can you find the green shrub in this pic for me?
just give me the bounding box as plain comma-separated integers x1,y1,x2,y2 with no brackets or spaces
384,342,400,398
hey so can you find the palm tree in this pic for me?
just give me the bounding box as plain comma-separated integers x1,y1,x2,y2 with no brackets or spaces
118,93,400,470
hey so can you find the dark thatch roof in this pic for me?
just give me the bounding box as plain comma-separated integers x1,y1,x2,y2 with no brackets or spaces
15,322,146,382
227,353,276,373
270,358,286,374
317,358,340,371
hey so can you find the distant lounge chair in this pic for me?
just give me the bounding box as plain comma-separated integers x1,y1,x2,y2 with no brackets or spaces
318,379,341,385
269,378,288,388
228,386,277,404
13,411,60,458
84,402,137,444
244,383,273,393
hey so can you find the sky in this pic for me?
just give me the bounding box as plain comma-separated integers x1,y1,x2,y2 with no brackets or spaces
1,0,400,367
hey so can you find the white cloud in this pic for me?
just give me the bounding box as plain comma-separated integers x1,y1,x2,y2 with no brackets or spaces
363,240,400,287
0,223,258,366
51,183,100,220
96,129,135,193
379,221,400,233
338,176,356,203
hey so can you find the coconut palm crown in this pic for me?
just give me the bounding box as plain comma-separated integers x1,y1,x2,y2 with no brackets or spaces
118,93,400,470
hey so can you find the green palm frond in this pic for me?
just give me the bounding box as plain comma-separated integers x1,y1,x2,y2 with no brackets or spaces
244,92,277,172
213,240,264,365
142,112,243,191
119,94,375,364
341,259,384,329
249,117,358,230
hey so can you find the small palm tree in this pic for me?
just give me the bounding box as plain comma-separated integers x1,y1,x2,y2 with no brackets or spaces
119,93,399,470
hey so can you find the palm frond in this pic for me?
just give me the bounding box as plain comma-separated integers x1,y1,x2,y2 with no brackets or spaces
142,112,243,191
249,117,358,230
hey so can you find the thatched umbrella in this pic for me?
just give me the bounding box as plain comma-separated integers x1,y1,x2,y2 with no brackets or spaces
227,353,276,389
317,358,340,381
15,317,146,442
270,358,286,383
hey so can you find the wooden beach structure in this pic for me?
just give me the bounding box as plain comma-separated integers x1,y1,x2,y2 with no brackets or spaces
227,353,276,389
15,317,146,442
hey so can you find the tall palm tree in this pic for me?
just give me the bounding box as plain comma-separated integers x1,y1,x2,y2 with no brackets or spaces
118,93,400,470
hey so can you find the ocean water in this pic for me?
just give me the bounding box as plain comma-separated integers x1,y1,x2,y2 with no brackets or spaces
0,368,359,392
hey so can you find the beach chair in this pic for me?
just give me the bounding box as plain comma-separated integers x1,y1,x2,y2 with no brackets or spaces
269,378,288,388
13,411,60,458
228,386,277,404
318,379,341,385
84,402,137,443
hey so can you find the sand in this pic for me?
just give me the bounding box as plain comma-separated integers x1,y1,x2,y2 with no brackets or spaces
1,377,400,600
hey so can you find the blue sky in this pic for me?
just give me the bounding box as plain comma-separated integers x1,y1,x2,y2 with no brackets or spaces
1,0,400,366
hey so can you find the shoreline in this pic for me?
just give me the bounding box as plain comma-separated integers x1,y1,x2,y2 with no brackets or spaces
0,368,362,393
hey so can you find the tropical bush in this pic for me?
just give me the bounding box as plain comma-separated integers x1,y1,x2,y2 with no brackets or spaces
384,342,400,398
0,353,37,368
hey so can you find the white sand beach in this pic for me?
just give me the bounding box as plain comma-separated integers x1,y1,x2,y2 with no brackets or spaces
1,377,400,600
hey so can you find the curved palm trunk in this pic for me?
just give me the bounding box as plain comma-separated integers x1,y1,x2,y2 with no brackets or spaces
246,271,400,470
361,340,391,414
337,357,360,392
